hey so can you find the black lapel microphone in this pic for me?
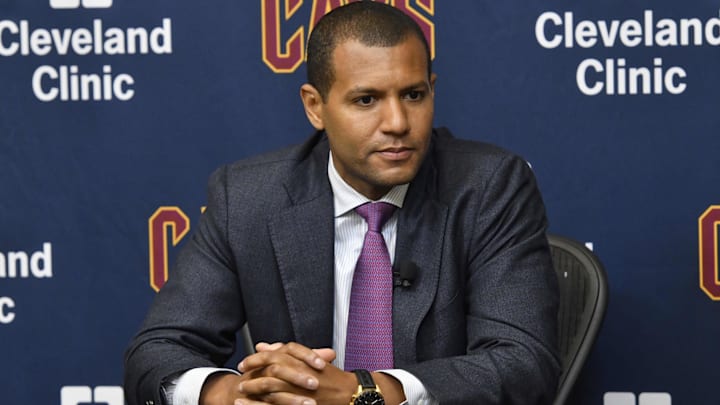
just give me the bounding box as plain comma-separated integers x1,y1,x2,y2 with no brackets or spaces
393,261,418,288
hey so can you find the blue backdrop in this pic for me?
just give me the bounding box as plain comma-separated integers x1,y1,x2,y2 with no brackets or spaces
2,1,718,404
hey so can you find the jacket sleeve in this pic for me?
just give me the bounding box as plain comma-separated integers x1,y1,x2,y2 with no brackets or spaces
123,166,246,405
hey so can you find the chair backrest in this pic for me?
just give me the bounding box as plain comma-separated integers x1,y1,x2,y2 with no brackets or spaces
241,322,256,356
548,234,609,405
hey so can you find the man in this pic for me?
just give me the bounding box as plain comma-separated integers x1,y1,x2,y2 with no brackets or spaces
124,3,560,405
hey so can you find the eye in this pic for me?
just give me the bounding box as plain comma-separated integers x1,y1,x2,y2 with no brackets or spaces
405,90,424,101
355,95,375,106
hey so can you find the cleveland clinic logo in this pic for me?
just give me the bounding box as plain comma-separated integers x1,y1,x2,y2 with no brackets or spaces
535,10,720,96
50,0,112,9
0,0,173,102
61,386,123,405
605,392,672,405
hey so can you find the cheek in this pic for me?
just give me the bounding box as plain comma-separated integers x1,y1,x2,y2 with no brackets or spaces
324,108,381,157
336,127,374,153
413,105,434,127
327,130,368,165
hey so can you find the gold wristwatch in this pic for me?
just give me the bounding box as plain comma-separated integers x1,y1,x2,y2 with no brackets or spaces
350,369,385,405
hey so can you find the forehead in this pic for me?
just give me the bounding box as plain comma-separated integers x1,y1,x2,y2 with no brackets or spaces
328,37,429,91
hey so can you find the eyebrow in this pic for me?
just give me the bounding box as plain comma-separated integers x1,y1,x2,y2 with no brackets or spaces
346,81,430,97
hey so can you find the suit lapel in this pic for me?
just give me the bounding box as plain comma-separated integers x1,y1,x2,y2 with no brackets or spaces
392,143,448,366
268,134,335,349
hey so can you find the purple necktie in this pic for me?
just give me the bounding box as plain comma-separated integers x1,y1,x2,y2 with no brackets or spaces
345,202,397,371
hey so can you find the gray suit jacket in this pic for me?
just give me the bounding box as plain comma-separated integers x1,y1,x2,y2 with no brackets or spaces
124,128,560,405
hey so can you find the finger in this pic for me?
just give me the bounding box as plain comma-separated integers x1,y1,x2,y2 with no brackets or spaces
239,376,286,396
311,348,336,362
237,342,292,373
256,342,284,352
260,391,317,405
234,398,270,405
279,342,327,371
243,364,319,391
240,351,287,373
239,375,317,398
257,344,334,363
240,344,325,373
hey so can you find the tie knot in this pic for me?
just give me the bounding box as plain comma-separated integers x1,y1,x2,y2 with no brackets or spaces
356,202,396,232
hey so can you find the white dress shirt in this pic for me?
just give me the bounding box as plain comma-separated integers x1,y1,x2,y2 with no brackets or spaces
168,153,437,405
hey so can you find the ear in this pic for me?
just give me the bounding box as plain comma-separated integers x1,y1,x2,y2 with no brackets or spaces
300,83,325,130
429,73,437,97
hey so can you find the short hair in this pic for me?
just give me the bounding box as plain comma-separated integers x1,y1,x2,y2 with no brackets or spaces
306,1,432,101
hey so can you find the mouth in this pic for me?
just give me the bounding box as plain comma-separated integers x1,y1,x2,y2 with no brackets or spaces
377,147,413,161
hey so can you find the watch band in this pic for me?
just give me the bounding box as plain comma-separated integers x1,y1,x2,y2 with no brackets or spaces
353,369,376,389
350,369,385,405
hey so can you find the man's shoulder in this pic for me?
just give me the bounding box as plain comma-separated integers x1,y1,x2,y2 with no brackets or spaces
226,144,300,173
424,128,543,219
431,127,526,171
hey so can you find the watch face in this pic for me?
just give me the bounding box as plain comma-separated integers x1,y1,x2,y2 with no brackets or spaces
355,391,385,405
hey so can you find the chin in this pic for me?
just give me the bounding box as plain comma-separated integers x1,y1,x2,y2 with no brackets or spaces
378,170,417,187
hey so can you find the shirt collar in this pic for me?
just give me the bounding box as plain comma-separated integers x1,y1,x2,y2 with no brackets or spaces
327,151,408,217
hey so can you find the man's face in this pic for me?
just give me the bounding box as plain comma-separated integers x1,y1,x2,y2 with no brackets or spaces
301,36,436,200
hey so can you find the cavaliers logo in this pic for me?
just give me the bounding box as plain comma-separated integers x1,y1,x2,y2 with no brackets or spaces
699,205,720,300
261,0,435,73
148,207,190,291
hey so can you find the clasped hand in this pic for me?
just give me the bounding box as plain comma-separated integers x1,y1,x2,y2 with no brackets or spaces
200,341,356,405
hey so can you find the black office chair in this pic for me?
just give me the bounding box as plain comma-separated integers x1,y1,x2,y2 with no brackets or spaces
548,234,609,405
241,323,255,356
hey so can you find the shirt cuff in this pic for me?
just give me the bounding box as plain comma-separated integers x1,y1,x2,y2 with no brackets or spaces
165,367,239,405
379,369,438,405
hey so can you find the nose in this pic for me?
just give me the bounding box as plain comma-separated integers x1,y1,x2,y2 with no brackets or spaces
379,98,409,136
